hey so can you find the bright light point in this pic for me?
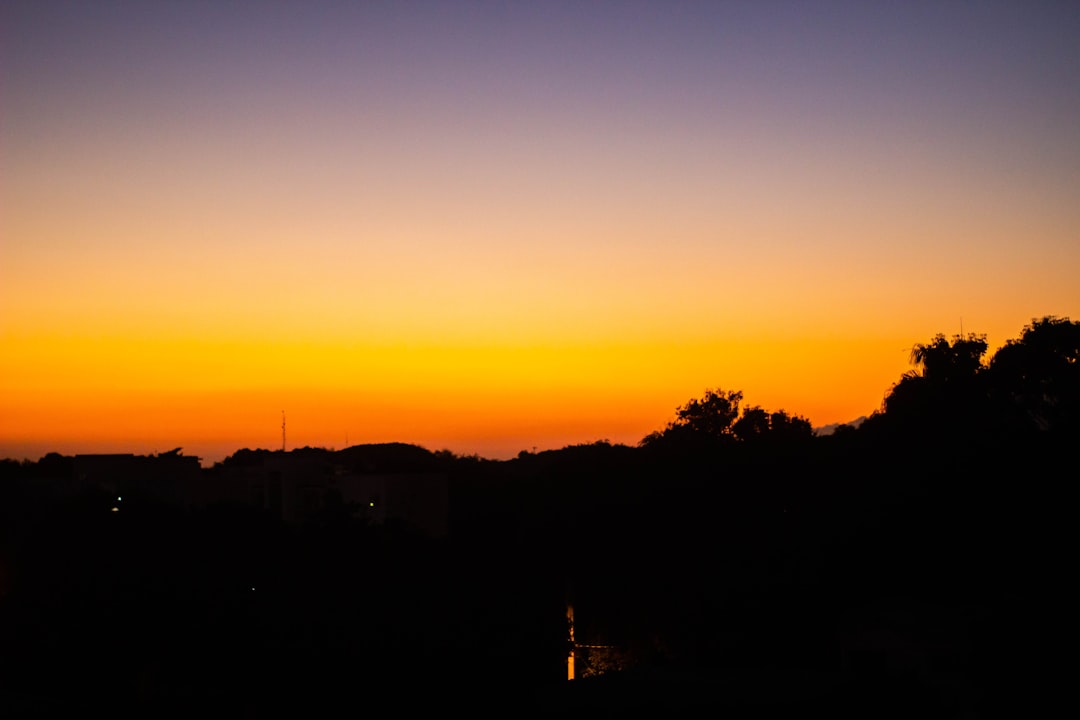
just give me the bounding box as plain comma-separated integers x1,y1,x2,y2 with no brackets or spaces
117,496,122,502
111,507,119,512
369,502,375,507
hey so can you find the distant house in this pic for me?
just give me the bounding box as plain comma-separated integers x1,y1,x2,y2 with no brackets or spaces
72,451,200,506
335,471,449,538
240,451,335,523
211,447,449,537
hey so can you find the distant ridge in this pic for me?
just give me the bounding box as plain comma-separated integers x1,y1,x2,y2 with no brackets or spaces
814,416,868,436
335,442,442,472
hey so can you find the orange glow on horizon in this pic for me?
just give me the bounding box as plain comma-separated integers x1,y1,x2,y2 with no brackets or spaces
4,3,1078,465
1,326,922,464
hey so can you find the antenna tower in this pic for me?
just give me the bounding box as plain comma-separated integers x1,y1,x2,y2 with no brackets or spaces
281,410,286,452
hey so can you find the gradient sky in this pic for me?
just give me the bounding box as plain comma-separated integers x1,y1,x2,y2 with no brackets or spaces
3,1,1079,464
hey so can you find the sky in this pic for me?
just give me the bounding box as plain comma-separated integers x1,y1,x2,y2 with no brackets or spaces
3,1,1079,464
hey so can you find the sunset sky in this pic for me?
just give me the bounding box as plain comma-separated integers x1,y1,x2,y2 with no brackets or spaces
3,1,1079,464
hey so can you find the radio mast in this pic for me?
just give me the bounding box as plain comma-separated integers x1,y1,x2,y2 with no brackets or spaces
281,410,286,452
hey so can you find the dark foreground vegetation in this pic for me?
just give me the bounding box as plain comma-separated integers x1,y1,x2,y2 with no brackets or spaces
1,316,1075,716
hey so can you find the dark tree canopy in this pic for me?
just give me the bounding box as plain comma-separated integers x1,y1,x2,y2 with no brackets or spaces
878,316,1080,438
672,388,743,437
908,332,988,383
988,315,1080,433
732,405,769,441
883,332,989,423
642,389,812,447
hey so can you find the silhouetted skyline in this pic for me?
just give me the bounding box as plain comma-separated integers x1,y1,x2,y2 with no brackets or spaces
2,317,1074,712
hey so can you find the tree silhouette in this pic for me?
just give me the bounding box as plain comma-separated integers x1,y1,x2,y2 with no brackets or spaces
877,318,1080,441
767,409,814,442
641,388,743,447
989,315,1080,433
883,332,990,434
672,388,743,436
732,405,769,441
908,332,988,384
642,389,812,450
